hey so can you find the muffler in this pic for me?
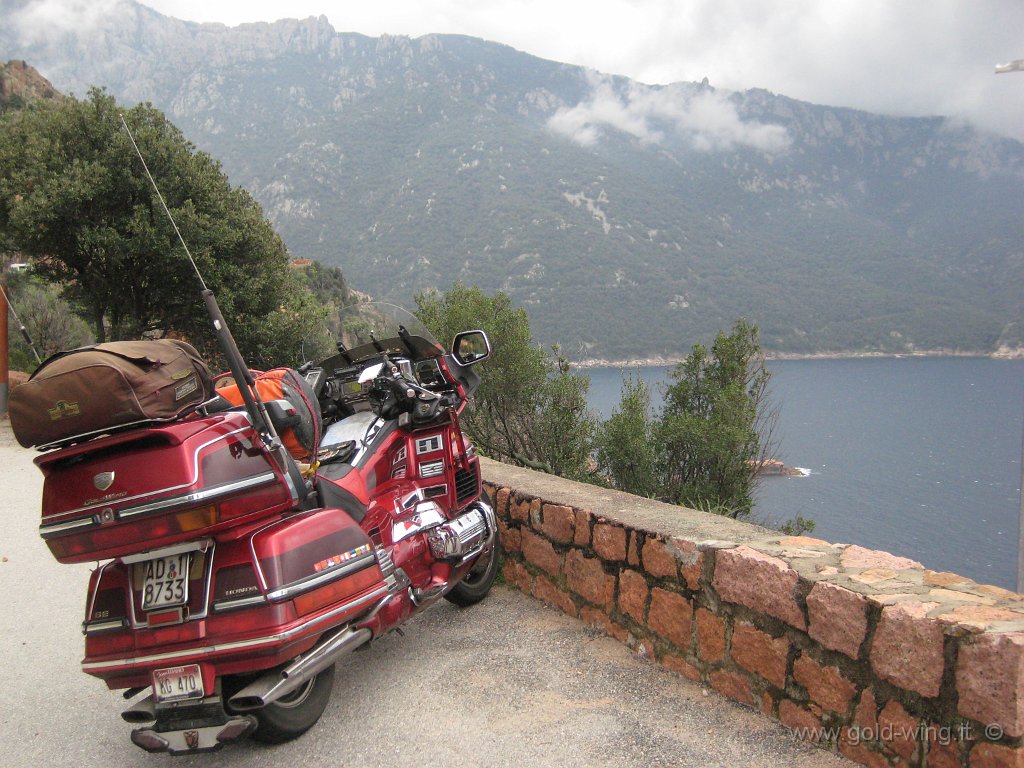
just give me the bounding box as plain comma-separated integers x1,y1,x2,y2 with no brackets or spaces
121,694,156,724
228,626,372,711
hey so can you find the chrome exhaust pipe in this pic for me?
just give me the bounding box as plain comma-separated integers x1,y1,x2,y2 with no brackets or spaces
121,694,156,724
228,626,372,711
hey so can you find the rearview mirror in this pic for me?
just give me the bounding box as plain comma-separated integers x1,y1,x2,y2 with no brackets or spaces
451,330,491,366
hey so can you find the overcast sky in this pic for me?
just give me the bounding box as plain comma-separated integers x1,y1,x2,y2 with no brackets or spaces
133,1,1023,141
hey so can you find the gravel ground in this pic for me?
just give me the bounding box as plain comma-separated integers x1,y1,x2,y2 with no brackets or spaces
0,416,855,767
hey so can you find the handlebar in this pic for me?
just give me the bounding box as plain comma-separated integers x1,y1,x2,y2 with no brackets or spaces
314,352,462,427
372,366,450,423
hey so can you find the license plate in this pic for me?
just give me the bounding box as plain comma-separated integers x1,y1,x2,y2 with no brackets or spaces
140,553,191,611
153,665,203,703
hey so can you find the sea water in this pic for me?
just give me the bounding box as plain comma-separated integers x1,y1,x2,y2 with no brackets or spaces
585,358,1024,590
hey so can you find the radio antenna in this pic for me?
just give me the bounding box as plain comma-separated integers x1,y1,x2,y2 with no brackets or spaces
0,280,42,364
119,114,310,504
119,115,208,291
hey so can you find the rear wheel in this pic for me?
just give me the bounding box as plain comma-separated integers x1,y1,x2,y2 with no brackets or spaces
250,665,336,744
445,519,501,607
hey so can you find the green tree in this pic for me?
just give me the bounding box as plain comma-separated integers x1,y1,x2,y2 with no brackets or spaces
295,260,356,345
4,273,94,372
658,319,776,517
0,87,323,366
594,373,660,498
595,320,780,520
416,282,596,479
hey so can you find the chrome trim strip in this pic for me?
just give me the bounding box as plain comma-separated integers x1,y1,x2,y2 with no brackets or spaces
424,484,448,499
84,619,129,634
117,472,278,521
415,434,442,455
248,519,278,594
246,511,316,594
266,552,378,602
81,585,389,673
83,561,117,635
40,426,252,526
121,538,212,565
212,594,267,613
419,460,444,477
43,516,98,535
40,468,278,539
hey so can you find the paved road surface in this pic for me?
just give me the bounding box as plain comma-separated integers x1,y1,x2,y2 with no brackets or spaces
0,418,854,767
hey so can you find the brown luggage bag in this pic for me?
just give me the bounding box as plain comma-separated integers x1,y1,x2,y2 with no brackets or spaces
9,339,214,448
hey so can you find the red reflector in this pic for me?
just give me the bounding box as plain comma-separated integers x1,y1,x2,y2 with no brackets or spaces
85,631,134,656
147,608,183,627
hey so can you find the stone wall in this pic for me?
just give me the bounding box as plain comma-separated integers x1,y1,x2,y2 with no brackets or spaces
481,457,1024,768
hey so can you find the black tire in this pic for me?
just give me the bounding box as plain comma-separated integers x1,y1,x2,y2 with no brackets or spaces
250,665,336,744
445,521,501,607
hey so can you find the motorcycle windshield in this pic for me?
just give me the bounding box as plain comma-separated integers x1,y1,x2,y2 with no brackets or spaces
333,302,443,363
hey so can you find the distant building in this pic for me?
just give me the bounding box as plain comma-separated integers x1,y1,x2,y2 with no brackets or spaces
289,258,313,269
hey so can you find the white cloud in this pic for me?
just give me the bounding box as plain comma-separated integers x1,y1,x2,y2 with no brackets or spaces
548,75,791,154
24,0,1024,141
11,0,125,40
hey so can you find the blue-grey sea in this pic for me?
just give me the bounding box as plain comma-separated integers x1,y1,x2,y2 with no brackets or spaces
585,358,1024,590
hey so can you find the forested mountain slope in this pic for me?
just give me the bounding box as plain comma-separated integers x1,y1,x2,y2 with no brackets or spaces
3,1,1022,358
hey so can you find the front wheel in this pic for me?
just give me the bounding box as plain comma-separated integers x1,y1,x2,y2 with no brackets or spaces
251,665,336,744
445,523,501,607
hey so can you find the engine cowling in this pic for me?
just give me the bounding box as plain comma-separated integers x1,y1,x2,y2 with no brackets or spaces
426,504,491,562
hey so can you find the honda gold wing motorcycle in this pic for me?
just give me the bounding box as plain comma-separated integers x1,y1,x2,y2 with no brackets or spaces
10,300,498,755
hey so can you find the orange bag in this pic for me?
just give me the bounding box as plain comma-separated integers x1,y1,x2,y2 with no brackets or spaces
216,368,321,461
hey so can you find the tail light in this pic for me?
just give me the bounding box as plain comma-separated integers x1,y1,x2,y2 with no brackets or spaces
84,585,129,633
43,480,290,563
84,565,134,655
212,563,266,613
47,506,216,561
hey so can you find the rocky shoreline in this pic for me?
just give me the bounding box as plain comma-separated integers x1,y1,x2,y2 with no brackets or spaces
574,347,1024,368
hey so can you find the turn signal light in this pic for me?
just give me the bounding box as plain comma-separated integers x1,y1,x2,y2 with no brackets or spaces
218,486,291,520
293,566,383,616
176,506,217,532
44,482,290,563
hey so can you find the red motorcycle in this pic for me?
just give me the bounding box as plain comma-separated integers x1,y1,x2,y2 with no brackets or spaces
13,300,497,754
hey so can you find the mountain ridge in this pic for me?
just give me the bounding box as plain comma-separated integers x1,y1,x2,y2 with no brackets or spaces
2,1,1022,360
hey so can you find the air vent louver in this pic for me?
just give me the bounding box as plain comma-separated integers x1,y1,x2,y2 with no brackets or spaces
454,465,479,505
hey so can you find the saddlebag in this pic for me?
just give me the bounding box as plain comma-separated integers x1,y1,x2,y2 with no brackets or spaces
9,339,213,449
